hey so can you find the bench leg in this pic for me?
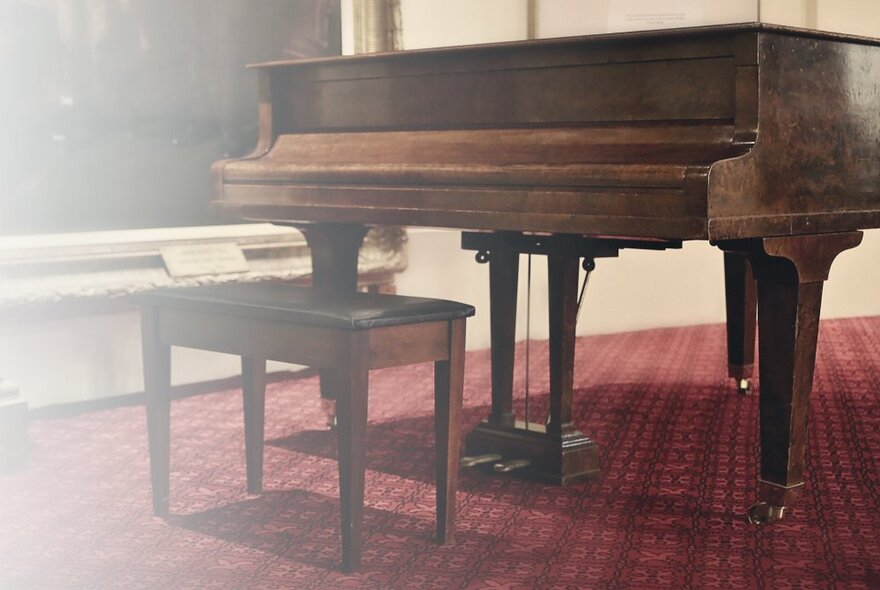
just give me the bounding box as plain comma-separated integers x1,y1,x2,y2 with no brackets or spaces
434,319,467,544
141,307,172,517
333,333,370,572
242,357,266,494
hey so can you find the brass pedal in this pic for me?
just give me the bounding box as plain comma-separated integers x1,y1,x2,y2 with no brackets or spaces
460,454,503,468
492,459,531,473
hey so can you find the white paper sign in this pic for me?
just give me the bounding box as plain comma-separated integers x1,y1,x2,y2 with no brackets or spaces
161,243,249,278
608,0,705,32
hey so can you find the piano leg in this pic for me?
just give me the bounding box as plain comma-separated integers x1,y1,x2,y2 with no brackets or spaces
546,254,579,437
301,223,368,428
487,241,519,428
723,252,758,394
464,240,599,485
719,232,862,523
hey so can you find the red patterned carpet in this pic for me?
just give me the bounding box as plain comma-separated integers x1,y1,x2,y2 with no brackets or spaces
1,320,879,589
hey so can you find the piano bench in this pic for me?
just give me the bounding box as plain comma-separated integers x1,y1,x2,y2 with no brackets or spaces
137,283,474,572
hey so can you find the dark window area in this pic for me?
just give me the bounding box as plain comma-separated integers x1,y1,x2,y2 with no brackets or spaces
0,0,340,235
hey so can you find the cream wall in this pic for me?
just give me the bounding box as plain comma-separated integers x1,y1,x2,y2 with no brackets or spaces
536,0,758,36
765,0,880,36
400,0,528,49
391,0,880,351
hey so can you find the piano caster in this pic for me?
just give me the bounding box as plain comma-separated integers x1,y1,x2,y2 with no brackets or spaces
492,459,531,473
460,453,503,468
736,378,753,395
747,502,786,525
320,398,337,430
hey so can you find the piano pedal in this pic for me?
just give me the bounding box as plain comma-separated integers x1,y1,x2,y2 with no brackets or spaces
737,378,753,395
460,454,503,468
493,459,531,473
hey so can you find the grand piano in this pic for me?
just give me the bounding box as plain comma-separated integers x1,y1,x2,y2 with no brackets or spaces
212,24,880,523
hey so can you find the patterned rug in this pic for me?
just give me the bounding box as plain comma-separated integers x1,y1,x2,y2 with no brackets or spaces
1,320,878,589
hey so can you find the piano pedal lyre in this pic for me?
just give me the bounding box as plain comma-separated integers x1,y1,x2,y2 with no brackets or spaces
492,459,532,473
460,454,502,468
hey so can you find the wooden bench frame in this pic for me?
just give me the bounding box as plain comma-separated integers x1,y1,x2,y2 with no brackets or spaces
140,290,468,572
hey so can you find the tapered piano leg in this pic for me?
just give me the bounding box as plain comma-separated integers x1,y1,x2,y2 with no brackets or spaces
463,235,520,468
543,254,599,481
301,224,368,428
723,252,758,394
487,243,519,427
546,254,580,437
719,232,861,523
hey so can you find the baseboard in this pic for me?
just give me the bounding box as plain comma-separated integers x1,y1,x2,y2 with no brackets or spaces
28,368,317,421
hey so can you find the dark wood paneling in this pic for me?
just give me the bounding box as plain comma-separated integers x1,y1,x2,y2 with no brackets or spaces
223,125,735,187
276,58,736,132
217,185,708,239
258,27,744,75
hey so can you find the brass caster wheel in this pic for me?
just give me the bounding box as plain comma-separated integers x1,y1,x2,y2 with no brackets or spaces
747,502,785,525
736,378,753,395
320,398,337,430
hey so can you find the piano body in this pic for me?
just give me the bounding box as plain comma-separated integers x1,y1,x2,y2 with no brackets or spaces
213,24,880,522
